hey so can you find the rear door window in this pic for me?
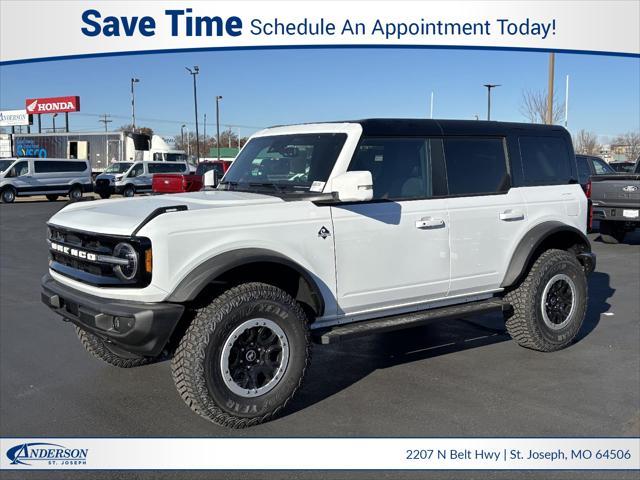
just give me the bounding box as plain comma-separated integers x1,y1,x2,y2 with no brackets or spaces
442,137,509,195
34,161,87,173
519,136,574,185
148,163,187,174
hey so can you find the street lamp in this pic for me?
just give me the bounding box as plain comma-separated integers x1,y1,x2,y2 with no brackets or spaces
52,113,58,132
131,78,140,130
186,66,200,161
483,84,501,121
181,124,186,148
215,95,223,161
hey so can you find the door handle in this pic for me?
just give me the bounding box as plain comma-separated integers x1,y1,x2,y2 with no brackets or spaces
416,217,445,229
499,209,525,221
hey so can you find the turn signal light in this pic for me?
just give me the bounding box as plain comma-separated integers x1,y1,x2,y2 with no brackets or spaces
145,249,153,273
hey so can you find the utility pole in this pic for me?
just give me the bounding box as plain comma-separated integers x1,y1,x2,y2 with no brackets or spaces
181,124,186,148
564,74,569,127
483,84,500,121
429,91,434,119
185,66,200,161
131,78,140,130
99,114,112,132
546,53,555,125
215,95,223,161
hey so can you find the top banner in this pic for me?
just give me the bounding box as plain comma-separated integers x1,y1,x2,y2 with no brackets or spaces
0,0,639,64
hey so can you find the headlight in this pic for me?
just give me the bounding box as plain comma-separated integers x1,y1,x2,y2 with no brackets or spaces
112,242,138,281
114,174,123,181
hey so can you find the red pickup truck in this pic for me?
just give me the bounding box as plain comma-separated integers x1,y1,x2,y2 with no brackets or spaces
152,160,232,194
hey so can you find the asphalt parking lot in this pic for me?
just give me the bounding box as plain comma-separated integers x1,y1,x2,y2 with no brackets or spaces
0,200,638,480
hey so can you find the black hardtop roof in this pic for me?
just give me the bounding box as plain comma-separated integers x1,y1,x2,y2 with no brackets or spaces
353,118,568,136
270,118,568,137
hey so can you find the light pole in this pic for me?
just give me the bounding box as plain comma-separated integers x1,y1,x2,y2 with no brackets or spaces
215,96,223,161
131,78,140,130
203,113,207,157
52,113,58,132
483,84,501,121
186,66,200,161
181,124,186,148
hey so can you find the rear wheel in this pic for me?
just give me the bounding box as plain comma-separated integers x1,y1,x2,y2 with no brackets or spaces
504,249,587,352
599,221,626,244
123,185,135,197
99,192,111,199
76,327,153,368
1,187,16,203
171,282,311,428
46,194,59,202
68,185,83,201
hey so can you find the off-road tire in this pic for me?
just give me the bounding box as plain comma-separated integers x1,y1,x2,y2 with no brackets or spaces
1,187,16,203
504,249,587,352
99,192,111,199
46,194,59,202
76,326,154,368
123,185,135,198
171,282,311,428
599,221,626,244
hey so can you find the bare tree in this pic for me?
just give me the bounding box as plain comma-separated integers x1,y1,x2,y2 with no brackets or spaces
573,130,601,155
520,89,565,124
119,124,153,136
612,131,640,162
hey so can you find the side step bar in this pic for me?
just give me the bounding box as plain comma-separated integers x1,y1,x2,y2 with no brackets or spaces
314,298,509,345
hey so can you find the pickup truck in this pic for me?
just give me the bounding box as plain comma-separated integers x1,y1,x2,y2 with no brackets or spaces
153,160,232,194
590,159,640,243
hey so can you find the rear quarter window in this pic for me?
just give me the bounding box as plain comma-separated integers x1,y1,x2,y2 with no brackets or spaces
519,136,575,185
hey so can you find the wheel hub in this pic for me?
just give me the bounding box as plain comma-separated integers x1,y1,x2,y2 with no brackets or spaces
220,318,289,398
541,274,576,330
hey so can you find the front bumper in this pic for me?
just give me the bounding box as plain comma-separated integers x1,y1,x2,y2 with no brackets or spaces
41,274,184,357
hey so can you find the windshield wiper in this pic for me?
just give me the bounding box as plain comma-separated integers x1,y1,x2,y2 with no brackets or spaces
248,182,285,193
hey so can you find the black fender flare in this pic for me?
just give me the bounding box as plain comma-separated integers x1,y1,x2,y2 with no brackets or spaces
166,248,325,315
501,221,591,288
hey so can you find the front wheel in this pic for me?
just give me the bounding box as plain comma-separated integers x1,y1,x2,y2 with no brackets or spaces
122,185,135,198
599,221,626,244
171,282,311,428
504,249,587,352
1,187,16,203
46,194,59,202
68,185,83,201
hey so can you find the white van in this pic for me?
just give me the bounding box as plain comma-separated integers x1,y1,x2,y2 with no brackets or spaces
0,157,92,203
94,160,190,198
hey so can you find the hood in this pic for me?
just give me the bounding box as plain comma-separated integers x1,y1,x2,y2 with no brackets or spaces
48,190,284,236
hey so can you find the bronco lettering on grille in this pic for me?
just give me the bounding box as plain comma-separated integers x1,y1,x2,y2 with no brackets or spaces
50,242,98,262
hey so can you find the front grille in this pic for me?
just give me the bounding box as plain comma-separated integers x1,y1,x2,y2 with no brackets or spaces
95,179,111,189
47,225,151,287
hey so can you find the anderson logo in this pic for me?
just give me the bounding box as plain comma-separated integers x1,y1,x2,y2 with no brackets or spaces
50,242,97,261
6,442,88,466
25,96,80,114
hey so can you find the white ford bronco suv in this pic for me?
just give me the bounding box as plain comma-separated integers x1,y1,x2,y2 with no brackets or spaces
42,119,595,428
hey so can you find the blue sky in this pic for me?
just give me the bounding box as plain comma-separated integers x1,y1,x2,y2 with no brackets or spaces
1,48,638,141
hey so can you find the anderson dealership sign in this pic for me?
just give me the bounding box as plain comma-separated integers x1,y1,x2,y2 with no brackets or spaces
25,96,80,114
0,109,31,127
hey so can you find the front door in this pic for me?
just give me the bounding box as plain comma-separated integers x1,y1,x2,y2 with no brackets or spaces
331,137,451,319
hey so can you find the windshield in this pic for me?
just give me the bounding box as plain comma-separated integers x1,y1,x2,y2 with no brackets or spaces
220,133,347,192
0,160,16,173
104,162,133,174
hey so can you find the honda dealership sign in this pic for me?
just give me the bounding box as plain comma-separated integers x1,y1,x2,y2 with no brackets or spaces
0,109,31,127
25,96,80,114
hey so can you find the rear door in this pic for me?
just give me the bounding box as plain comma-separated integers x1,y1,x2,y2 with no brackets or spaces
444,137,529,296
331,137,451,319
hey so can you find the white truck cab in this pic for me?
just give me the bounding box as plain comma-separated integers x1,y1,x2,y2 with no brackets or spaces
94,160,190,198
41,119,595,428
